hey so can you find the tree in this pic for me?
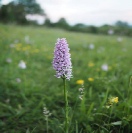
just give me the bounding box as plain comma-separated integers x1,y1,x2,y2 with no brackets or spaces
87,26,98,33
115,21,129,28
14,0,44,15
70,23,87,32
54,18,70,29
44,17,51,27
0,0,45,24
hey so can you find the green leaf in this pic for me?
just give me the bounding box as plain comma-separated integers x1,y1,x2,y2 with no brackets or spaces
111,121,122,125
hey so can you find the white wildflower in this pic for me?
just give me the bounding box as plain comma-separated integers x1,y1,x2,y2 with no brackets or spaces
101,64,109,71
117,37,123,42
6,58,12,63
24,36,30,44
89,43,95,49
108,29,114,35
10,44,15,48
18,60,26,69
16,78,21,83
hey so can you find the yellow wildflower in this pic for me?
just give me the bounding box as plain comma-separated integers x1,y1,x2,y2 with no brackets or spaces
22,46,30,51
16,43,22,47
108,66,112,70
22,47,27,51
110,97,118,104
16,47,21,51
34,49,39,53
106,97,119,108
31,49,39,53
15,43,23,51
88,62,94,67
88,78,94,82
76,80,84,85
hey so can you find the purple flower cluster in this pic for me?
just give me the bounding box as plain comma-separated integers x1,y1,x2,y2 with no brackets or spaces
52,38,72,80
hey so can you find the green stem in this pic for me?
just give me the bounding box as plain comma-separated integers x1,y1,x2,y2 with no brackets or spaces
127,76,132,115
63,78,69,133
46,118,48,133
128,76,132,100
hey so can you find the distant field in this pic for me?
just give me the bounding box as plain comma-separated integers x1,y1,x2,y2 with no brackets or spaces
0,24,132,133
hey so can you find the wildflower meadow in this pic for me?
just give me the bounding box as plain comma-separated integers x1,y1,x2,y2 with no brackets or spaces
0,24,132,133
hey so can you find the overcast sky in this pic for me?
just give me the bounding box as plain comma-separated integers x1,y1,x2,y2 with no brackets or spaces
1,0,132,26
37,0,132,26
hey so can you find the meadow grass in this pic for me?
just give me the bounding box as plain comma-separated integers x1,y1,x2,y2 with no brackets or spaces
0,24,132,133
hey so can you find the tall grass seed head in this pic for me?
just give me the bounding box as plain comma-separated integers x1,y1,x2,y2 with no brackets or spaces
52,38,72,80
78,85,85,100
43,106,51,120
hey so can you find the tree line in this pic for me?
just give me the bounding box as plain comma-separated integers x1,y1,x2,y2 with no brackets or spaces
45,17,132,36
0,0,132,36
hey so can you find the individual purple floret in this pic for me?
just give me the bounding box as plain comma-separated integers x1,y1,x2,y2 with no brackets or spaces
52,38,72,80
